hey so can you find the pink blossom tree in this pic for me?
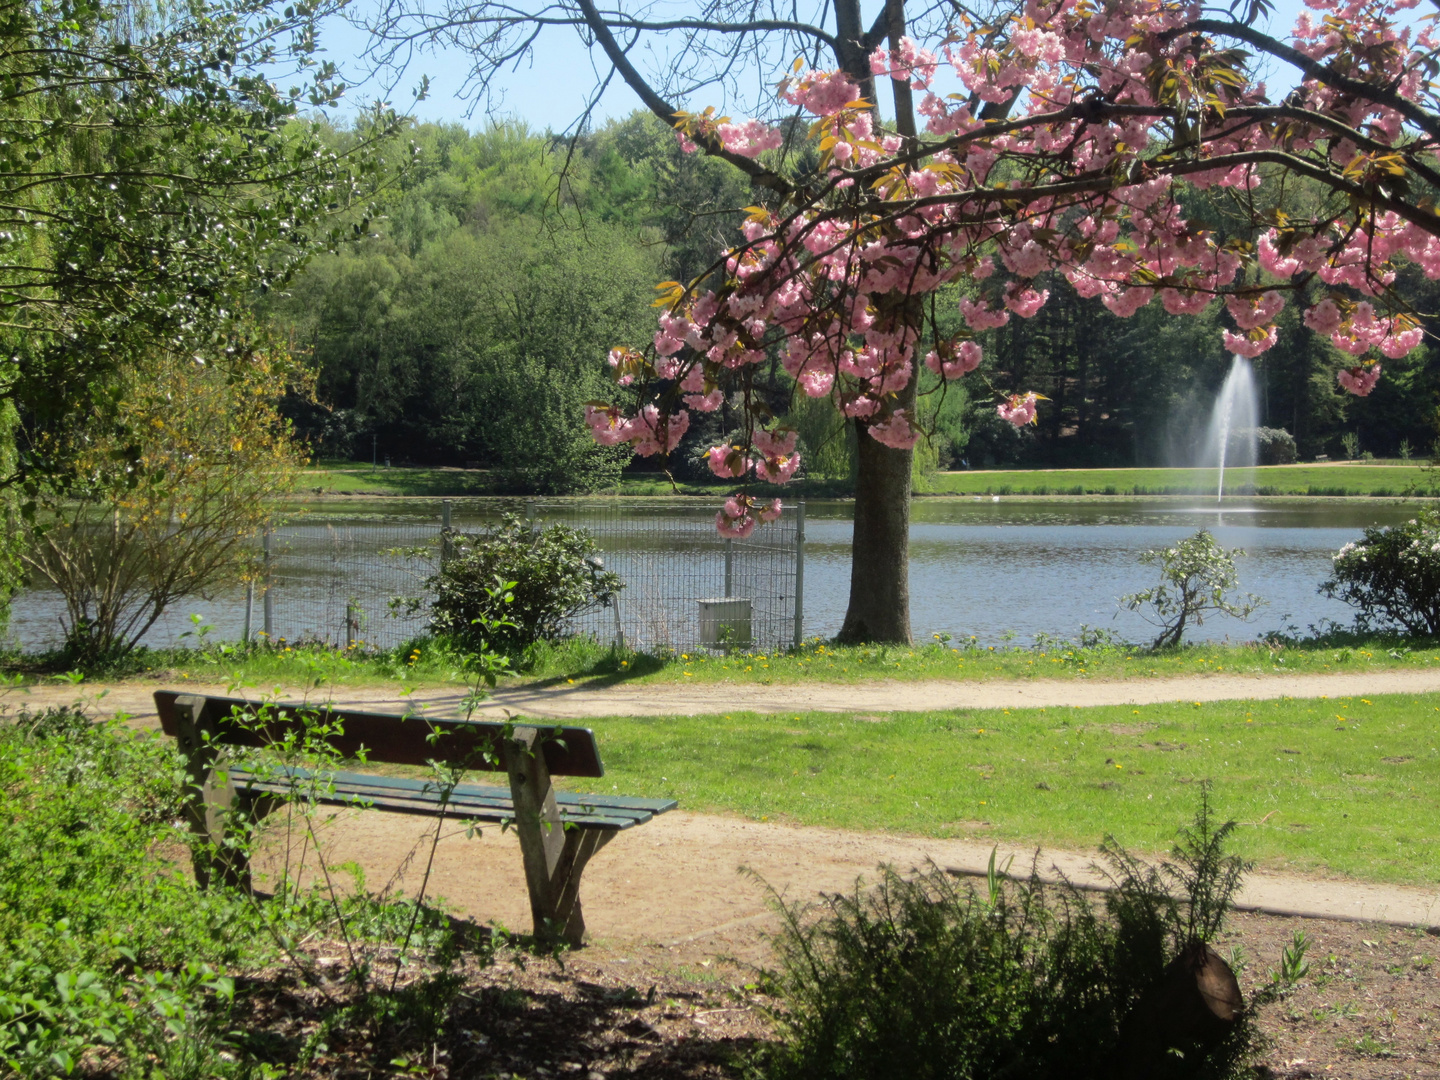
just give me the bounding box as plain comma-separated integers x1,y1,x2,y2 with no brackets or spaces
372,0,1440,643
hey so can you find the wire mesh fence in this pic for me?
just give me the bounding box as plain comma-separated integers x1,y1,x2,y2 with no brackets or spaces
259,522,440,649
527,500,803,653
257,499,805,654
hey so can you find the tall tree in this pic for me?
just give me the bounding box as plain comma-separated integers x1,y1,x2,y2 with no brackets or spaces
2,0,399,481
368,0,1440,642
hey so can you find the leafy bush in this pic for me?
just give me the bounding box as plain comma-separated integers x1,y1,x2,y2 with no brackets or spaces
1120,529,1262,650
761,798,1269,1080
429,514,622,650
0,707,262,1077
1254,427,1297,465
1322,509,1440,635
0,703,487,1078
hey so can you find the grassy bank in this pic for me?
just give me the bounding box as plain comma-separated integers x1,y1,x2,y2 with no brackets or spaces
22,633,1433,691
298,460,1438,499
926,462,1434,498
571,691,1440,887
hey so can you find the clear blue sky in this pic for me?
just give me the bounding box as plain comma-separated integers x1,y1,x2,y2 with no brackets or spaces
310,0,1354,134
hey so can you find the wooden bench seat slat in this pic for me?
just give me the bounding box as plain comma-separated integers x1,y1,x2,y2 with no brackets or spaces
230,770,656,829
227,766,676,817
233,782,644,830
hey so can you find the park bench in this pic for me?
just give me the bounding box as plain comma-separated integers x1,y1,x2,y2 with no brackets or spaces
153,690,676,946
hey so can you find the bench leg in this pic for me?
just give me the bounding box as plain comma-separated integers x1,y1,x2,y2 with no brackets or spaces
173,694,257,891
504,727,613,947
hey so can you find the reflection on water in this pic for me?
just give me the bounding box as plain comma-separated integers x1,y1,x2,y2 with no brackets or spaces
6,497,1418,651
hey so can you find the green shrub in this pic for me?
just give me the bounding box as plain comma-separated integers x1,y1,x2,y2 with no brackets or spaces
1120,529,1262,650
0,707,262,1077
1253,427,1296,465
760,799,1267,1080
429,514,622,651
1322,509,1440,635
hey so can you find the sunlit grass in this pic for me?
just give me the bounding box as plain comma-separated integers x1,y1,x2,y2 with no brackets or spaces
927,463,1435,498
568,691,1440,886
552,634,1440,686
300,461,1438,499
12,630,1438,692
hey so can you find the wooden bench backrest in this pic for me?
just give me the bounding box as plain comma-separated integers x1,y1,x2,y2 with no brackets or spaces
153,691,605,778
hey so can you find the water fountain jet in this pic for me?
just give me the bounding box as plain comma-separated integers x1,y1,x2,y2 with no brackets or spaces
1202,355,1260,503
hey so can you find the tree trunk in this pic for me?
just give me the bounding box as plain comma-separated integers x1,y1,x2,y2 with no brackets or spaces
832,0,919,645
837,429,914,643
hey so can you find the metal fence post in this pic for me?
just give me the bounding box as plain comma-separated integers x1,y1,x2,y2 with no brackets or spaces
724,539,733,598
262,530,274,641
242,580,253,643
793,499,806,649
441,499,453,565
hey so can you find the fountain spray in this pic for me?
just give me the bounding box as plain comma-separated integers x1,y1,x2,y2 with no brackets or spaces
1204,355,1260,502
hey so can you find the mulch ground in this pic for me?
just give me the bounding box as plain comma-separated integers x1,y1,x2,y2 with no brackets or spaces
226,910,1440,1080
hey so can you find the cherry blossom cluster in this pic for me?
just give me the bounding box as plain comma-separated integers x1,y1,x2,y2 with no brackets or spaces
589,0,1438,532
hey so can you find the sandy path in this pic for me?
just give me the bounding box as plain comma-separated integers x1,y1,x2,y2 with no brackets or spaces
256,807,1440,957
9,667,1440,724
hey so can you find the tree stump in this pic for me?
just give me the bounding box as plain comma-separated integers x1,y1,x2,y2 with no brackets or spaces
1117,942,1244,1078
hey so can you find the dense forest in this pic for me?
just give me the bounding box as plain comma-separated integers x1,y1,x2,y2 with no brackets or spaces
270,113,1440,489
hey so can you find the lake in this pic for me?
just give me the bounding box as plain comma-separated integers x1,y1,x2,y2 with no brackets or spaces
5,496,1415,652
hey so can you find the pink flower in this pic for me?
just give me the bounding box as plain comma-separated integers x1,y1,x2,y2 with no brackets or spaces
781,70,860,117
684,389,725,412
1101,287,1154,319
1337,364,1382,396
757,452,801,483
707,444,752,478
843,395,881,418
997,392,1041,427
607,347,639,386
960,297,1010,330
715,507,756,539
585,405,632,446
1222,326,1278,358
1225,291,1285,331
925,340,982,380
1303,299,1344,336
716,494,762,538
1003,284,1050,318
868,409,920,449
630,405,690,456
758,498,783,523
752,428,799,458
716,119,783,158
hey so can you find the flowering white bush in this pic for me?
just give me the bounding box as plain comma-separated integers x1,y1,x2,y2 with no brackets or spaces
1121,530,1262,651
1322,511,1440,636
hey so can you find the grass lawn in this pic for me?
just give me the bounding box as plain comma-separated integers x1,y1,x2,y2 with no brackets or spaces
30,634,1440,691
570,691,1440,887
299,462,496,496
520,635,1440,686
298,460,1439,499
926,462,1436,497
28,633,1440,691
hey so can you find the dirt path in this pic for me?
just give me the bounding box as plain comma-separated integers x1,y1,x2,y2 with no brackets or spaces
10,671,1440,939
258,806,1440,958
10,666,1440,723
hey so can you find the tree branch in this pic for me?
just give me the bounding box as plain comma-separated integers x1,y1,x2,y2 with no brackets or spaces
572,0,793,194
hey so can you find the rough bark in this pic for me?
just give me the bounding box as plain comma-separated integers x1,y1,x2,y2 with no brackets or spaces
837,427,914,643
832,0,918,644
